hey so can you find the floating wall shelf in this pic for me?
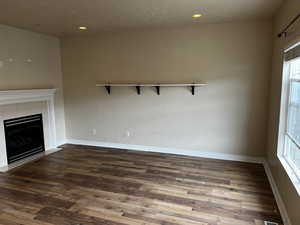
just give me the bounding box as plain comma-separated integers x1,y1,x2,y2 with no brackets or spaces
96,83,207,95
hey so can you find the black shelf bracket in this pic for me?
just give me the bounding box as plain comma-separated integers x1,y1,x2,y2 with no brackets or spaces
155,86,160,95
105,85,111,94
191,85,195,95
136,86,141,95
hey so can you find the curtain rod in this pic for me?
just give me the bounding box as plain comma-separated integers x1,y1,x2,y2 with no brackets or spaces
278,13,300,38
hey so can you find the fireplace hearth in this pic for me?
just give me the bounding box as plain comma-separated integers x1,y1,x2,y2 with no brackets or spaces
4,114,45,164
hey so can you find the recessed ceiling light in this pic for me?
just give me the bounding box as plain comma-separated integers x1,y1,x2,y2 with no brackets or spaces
78,26,88,30
192,14,202,18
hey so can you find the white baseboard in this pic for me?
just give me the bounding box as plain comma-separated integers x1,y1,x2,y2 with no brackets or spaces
66,138,265,164
56,139,68,147
63,138,291,225
45,147,62,155
263,160,292,225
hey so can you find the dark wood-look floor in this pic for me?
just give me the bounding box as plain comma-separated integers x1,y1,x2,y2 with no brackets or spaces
0,145,282,225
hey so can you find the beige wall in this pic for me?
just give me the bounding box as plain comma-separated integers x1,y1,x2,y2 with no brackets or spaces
0,24,66,144
267,0,300,224
62,20,272,157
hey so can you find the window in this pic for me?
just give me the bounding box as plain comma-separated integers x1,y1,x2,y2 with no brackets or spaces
278,42,300,194
284,57,300,174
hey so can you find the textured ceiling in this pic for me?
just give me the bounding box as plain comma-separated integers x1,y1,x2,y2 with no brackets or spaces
0,0,282,36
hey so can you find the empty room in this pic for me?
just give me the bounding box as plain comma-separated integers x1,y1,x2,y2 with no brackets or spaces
0,0,299,224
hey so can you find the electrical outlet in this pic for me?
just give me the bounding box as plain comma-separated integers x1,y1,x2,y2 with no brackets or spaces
126,130,130,137
92,129,97,135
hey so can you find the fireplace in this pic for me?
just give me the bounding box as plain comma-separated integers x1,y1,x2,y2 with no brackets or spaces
0,89,57,170
4,114,45,164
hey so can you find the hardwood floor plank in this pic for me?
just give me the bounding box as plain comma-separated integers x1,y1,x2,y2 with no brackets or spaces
0,186,74,209
35,207,127,225
0,144,283,225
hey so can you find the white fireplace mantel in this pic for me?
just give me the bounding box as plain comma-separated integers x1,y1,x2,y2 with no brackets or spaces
0,89,56,105
0,89,57,168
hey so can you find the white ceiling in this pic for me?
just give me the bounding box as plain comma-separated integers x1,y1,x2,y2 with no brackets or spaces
0,0,282,36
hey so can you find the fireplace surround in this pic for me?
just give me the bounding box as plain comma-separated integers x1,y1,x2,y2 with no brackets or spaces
0,89,58,171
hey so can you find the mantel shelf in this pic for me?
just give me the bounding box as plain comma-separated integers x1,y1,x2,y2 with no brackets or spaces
96,83,207,95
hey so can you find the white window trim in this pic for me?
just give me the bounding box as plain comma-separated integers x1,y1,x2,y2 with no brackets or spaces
277,48,300,196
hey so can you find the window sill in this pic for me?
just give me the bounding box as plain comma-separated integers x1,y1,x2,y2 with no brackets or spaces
278,154,300,196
